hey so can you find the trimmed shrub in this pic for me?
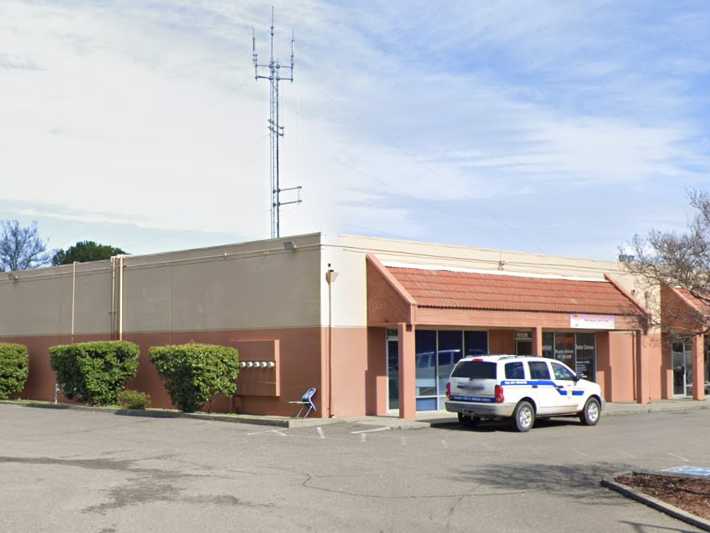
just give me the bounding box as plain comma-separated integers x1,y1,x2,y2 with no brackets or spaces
149,343,239,412
117,389,151,410
49,341,139,405
0,343,29,400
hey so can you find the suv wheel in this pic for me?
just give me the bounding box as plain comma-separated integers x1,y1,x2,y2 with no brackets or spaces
513,401,535,432
579,397,601,426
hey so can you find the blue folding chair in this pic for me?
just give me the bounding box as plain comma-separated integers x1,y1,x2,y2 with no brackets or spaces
289,387,317,418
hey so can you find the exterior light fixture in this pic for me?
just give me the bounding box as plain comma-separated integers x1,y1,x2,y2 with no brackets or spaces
283,240,297,251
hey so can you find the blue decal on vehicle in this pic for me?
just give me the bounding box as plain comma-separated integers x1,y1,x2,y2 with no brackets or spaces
449,395,496,403
572,390,584,396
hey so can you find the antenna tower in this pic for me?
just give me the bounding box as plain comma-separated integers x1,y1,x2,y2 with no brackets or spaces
252,8,301,239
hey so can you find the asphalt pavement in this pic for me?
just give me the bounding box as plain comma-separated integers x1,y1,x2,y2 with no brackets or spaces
1,404,707,532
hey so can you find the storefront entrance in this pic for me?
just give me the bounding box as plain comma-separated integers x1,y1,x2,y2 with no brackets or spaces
542,332,597,381
672,339,693,397
387,329,489,412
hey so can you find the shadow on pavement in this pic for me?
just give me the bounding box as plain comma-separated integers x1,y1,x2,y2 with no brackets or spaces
430,417,585,432
617,520,698,533
454,461,633,503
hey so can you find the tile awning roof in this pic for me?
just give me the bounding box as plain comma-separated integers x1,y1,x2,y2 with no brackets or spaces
675,288,710,317
388,267,642,316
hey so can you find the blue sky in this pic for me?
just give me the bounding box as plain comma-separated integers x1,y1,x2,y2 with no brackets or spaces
1,1,708,259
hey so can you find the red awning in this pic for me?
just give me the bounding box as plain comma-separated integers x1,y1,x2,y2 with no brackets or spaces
387,267,642,316
674,288,710,318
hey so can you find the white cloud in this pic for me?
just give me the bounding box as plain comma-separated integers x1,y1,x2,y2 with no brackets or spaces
0,0,708,249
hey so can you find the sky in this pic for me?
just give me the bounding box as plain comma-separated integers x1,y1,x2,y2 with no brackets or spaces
1,1,709,259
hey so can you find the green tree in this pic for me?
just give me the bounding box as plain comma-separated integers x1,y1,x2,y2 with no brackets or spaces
52,240,126,266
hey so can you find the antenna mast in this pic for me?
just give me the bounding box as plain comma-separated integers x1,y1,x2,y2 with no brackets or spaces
252,7,301,239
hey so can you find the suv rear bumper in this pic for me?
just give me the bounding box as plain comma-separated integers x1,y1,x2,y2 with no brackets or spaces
445,401,514,418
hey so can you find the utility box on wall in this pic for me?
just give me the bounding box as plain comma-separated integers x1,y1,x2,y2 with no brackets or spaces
233,339,280,397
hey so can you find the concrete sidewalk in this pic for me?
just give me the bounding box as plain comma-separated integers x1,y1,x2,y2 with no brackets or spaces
413,398,710,425
4,397,708,431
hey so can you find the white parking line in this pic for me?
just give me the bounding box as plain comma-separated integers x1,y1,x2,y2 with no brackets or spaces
441,439,448,449
360,433,367,443
351,426,391,435
667,452,689,463
246,429,288,437
316,427,325,439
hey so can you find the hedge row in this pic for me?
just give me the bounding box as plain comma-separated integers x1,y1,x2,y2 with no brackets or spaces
50,341,140,405
48,341,239,411
0,343,29,400
150,343,239,412
2,341,240,412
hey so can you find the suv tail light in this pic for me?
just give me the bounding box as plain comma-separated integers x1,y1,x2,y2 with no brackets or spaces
446,382,451,399
495,385,504,403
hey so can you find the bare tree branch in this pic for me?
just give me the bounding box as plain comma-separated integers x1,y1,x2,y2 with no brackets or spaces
0,220,50,272
621,190,710,335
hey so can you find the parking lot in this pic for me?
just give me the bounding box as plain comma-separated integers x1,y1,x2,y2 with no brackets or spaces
1,405,707,532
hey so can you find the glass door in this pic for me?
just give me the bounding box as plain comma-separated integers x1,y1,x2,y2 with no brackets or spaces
672,340,692,397
386,331,399,411
575,334,596,381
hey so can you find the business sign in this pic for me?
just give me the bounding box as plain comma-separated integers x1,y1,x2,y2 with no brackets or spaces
570,314,616,330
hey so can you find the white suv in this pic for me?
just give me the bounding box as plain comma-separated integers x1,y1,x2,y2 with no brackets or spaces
445,355,603,432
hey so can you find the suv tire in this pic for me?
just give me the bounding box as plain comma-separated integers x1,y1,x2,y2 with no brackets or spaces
579,397,601,426
513,401,535,432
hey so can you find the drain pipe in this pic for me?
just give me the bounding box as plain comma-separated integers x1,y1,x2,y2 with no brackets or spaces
110,256,116,338
118,255,124,341
325,265,338,417
71,261,77,342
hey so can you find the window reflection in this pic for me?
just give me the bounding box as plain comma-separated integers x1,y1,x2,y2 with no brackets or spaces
415,330,436,398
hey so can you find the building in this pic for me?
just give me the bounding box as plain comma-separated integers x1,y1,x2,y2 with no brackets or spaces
0,233,703,419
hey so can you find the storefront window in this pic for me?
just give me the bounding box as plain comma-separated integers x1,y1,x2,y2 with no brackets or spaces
542,332,554,357
575,333,596,381
415,330,437,410
542,332,597,382
438,331,463,405
410,330,490,411
464,331,488,356
554,333,575,368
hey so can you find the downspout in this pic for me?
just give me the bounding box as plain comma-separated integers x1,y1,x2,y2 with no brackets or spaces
118,255,124,341
110,257,116,338
325,265,338,417
71,261,77,342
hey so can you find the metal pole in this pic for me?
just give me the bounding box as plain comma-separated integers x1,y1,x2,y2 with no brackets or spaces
252,8,301,240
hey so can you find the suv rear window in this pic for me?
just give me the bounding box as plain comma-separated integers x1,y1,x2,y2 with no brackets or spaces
452,361,496,379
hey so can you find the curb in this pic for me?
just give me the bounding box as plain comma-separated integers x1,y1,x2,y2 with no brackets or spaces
604,404,710,417
0,400,342,429
601,472,710,532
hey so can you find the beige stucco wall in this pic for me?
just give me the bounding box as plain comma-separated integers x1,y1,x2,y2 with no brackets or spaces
320,234,655,328
0,233,322,337
0,262,113,336
1,231,656,337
